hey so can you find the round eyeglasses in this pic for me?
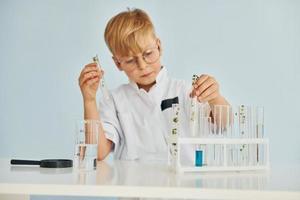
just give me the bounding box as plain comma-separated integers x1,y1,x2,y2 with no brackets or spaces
117,46,160,71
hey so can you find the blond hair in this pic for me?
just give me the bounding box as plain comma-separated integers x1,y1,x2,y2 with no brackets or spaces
104,8,156,57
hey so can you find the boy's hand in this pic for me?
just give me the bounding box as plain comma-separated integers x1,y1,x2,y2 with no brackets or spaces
190,74,221,104
78,63,103,102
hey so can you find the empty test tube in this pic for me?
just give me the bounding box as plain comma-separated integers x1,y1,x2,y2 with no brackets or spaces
212,105,232,137
256,106,264,138
199,117,211,137
256,106,264,164
206,144,213,166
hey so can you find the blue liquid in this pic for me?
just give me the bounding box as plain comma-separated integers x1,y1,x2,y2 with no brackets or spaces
195,150,203,167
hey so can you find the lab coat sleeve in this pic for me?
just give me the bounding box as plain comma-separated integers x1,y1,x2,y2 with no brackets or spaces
98,93,122,156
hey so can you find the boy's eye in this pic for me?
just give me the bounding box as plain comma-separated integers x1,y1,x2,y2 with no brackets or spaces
124,58,135,64
144,50,153,57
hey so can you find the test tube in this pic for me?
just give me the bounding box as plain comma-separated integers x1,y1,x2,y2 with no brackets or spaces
233,107,239,138
195,117,210,167
238,105,247,166
249,143,253,166
227,105,234,138
238,144,243,166
256,106,264,138
246,106,254,166
195,145,204,167
215,144,222,166
228,144,235,166
256,106,264,165
169,103,180,167
224,105,232,138
206,144,213,166
258,144,265,166
239,105,246,138
249,106,256,165
212,105,232,138
199,117,211,137
92,55,110,101
211,105,218,166
234,144,238,166
248,106,254,139
190,75,199,137
251,144,257,166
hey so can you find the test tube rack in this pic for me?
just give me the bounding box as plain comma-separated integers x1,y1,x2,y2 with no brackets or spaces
176,137,270,172
168,104,270,173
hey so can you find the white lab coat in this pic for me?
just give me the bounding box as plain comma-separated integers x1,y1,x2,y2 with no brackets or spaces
99,67,209,164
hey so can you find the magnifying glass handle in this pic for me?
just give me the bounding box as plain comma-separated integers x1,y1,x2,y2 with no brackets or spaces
11,159,41,165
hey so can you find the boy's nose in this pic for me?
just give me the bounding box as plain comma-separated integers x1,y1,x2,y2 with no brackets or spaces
136,57,147,70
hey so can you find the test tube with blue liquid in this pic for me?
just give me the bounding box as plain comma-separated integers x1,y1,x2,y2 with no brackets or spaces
195,146,203,167
194,117,211,167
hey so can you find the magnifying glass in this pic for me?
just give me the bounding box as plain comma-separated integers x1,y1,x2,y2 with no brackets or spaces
11,159,73,168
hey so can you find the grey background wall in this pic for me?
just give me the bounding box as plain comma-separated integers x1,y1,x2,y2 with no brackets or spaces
0,0,299,181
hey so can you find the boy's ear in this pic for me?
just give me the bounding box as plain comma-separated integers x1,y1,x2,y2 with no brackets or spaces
112,56,123,71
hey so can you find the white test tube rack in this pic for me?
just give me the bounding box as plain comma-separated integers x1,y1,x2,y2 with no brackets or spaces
168,104,270,173
176,138,270,172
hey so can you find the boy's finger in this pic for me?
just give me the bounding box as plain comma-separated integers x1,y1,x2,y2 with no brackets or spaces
198,83,218,101
85,63,98,68
81,64,99,76
80,69,102,82
189,90,194,98
80,63,98,75
82,76,99,87
79,71,101,86
86,77,99,86
190,88,200,98
197,78,216,95
79,76,91,87
198,91,218,103
193,74,209,88
83,68,102,78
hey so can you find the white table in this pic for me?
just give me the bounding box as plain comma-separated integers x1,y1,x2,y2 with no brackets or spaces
0,159,299,199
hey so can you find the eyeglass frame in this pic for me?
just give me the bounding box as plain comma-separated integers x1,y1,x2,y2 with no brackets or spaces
114,41,161,71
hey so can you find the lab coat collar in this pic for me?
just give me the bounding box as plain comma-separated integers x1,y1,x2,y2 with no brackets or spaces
129,66,167,92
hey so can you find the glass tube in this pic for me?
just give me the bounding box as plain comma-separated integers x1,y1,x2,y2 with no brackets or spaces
256,106,264,138
256,106,264,165
168,103,180,167
195,145,204,167
196,117,210,166
215,144,222,166
258,144,264,166
206,144,213,166
190,75,199,137
233,107,239,138
92,55,110,101
226,144,231,166
212,105,232,138
199,117,211,137
239,105,246,138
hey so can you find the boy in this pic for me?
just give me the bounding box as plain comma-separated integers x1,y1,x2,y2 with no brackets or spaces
78,8,230,161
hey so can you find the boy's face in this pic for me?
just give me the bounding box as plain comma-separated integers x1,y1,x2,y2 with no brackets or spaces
113,37,162,90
